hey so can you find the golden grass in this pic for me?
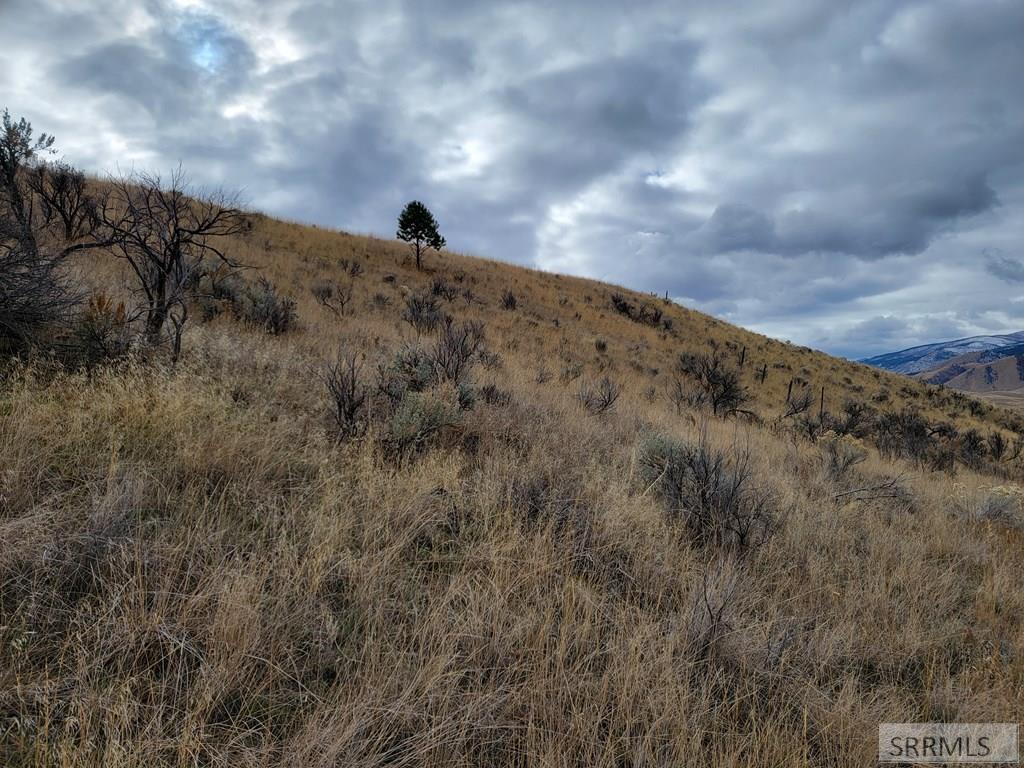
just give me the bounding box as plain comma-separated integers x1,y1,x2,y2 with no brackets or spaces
1,214,1022,766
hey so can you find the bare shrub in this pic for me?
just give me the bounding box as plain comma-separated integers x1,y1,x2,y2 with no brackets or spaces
0,241,80,355
243,277,297,335
987,431,1007,462
669,377,707,413
678,351,749,416
68,293,131,368
430,276,458,302
501,289,517,310
638,433,774,553
829,397,873,437
578,376,620,414
479,382,512,406
959,428,987,469
325,351,367,439
432,318,484,384
311,279,353,315
782,385,814,420
104,168,246,357
873,408,934,465
1,111,106,354
609,292,666,328
402,291,446,334
819,433,867,481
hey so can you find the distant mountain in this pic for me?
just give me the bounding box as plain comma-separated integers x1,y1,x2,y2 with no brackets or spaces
912,341,1024,393
861,331,1024,374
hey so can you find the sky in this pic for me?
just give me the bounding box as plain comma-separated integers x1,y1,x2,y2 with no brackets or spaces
2,0,1022,359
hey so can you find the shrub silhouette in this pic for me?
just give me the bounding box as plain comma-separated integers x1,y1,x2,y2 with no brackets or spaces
638,433,774,554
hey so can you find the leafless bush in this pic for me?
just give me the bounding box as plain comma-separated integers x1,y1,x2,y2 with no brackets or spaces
479,382,512,406
669,377,708,413
69,293,132,368
501,289,517,310
638,433,774,554
104,168,246,358
432,318,484,384
0,111,106,354
959,428,987,469
243,277,297,335
873,408,934,465
311,279,353,315
430,277,458,302
987,431,1007,462
820,434,867,481
578,376,620,415
325,351,367,438
402,291,446,334
678,351,749,416
829,397,873,437
609,292,666,328
782,385,814,420
0,240,80,355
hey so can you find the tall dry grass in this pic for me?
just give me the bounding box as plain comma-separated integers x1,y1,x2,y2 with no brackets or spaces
1,215,1022,766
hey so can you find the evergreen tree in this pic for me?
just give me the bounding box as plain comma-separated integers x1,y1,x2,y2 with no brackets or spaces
396,200,445,270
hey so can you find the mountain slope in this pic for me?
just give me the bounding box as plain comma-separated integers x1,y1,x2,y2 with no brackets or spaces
861,330,1024,374
3,212,1023,767
917,342,1024,391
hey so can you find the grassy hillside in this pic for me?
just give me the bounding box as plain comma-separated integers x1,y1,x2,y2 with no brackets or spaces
3,212,1024,767
912,344,1024,411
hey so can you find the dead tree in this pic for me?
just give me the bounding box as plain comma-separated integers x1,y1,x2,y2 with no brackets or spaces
103,169,246,360
0,110,107,353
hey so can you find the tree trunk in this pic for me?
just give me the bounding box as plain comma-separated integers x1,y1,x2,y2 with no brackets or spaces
145,303,168,343
415,241,422,270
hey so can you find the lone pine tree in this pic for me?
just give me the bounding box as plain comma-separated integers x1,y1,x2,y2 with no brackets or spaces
396,200,445,270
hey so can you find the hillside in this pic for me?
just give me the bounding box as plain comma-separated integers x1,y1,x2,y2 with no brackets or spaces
3,211,1024,767
862,331,1024,374
915,342,1024,390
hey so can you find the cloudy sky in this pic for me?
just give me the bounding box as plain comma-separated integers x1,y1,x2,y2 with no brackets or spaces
3,0,1022,358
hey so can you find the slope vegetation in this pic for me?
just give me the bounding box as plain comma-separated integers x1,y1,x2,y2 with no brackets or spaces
3,213,1024,767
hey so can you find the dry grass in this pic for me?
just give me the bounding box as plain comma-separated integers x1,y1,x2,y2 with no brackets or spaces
2,214,1023,766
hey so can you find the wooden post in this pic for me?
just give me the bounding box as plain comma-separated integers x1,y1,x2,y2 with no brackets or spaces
819,386,825,421
786,378,793,404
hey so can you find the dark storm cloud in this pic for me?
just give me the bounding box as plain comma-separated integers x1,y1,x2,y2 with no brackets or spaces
986,251,1024,284
2,0,1024,357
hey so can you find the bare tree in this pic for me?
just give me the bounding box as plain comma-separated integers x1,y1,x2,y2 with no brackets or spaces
0,110,106,354
103,168,246,359
27,161,100,243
